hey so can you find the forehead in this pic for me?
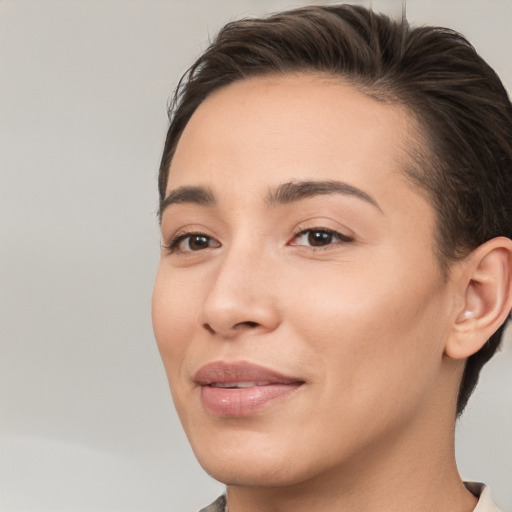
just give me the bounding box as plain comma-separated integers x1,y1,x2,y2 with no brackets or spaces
168,73,424,210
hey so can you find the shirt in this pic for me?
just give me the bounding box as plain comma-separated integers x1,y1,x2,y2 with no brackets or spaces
466,482,503,512
198,483,502,512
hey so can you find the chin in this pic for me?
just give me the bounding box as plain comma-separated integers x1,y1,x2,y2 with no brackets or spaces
188,426,342,490
198,454,305,488
187,428,305,487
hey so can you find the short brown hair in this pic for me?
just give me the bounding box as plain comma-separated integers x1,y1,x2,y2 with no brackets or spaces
158,4,512,415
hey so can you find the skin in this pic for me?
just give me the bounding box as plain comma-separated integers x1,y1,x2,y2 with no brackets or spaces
152,74,479,512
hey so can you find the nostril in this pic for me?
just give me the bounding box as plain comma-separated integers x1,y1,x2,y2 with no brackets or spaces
203,323,215,334
237,321,259,328
202,320,261,336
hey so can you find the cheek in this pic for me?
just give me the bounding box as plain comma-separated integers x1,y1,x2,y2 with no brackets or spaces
151,265,199,371
288,257,449,402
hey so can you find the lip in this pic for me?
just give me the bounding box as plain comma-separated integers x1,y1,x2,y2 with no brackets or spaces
194,361,304,416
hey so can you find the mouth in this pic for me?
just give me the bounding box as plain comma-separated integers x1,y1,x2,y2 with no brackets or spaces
210,381,273,388
194,361,304,416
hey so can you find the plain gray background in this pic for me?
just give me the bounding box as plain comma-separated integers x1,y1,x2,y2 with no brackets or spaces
1,1,511,511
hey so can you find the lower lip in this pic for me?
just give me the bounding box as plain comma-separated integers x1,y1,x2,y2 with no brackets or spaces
200,383,302,416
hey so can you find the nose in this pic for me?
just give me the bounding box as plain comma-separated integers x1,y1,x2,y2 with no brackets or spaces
198,247,281,338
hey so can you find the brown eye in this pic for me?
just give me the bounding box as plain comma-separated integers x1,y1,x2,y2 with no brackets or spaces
307,230,334,246
186,235,212,251
291,228,353,248
166,232,220,253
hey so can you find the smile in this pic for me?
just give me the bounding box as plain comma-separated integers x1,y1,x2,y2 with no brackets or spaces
211,381,272,388
194,362,304,416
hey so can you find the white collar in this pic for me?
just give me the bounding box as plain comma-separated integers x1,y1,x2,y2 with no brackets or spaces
465,482,502,512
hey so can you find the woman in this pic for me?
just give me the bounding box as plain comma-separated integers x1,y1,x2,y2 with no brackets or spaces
152,5,512,511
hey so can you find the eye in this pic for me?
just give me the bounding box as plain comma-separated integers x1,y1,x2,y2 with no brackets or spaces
290,228,353,248
164,232,220,253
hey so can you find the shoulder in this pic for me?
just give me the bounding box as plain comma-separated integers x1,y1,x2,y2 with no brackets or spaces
465,482,503,512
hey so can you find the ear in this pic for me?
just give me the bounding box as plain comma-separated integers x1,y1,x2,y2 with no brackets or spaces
445,237,512,359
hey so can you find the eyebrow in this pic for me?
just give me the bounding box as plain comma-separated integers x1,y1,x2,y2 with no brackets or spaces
265,180,383,212
160,179,382,218
160,185,215,217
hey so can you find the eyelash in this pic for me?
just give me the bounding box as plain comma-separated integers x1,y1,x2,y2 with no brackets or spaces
290,227,354,249
162,226,353,255
162,231,219,254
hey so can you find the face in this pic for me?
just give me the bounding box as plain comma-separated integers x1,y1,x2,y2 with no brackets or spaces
152,74,456,488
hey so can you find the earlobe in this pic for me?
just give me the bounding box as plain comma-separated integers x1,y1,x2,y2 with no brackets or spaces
445,237,512,360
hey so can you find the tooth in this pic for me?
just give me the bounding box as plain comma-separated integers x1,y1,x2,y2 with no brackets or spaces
211,381,271,388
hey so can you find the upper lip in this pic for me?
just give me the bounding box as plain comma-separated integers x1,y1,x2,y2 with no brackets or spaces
194,361,304,386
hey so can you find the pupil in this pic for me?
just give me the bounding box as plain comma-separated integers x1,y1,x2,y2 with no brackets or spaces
308,230,332,246
190,235,209,250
